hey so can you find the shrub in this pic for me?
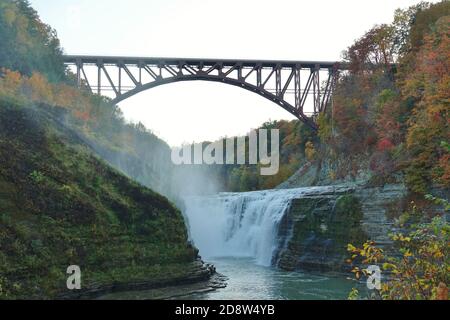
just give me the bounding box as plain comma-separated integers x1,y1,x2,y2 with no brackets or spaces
347,195,449,300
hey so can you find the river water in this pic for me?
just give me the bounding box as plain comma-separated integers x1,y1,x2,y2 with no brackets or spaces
188,257,353,300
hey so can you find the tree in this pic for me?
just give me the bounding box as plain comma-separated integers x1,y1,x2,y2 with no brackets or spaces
24,72,53,103
304,141,316,162
344,24,396,74
0,69,22,96
391,2,432,55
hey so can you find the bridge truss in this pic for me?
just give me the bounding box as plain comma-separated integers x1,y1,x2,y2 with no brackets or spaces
63,55,343,129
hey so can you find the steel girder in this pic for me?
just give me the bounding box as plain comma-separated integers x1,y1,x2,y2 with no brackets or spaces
64,55,343,129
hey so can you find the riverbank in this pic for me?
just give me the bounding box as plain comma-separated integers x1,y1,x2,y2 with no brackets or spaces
60,259,227,300
97,270,227,300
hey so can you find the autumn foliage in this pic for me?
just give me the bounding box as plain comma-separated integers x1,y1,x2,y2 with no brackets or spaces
347,197,449,300
0,68,98,121
402,15,450,193
319,1,450,193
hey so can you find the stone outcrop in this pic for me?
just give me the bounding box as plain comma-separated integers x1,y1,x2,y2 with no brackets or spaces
275,184,407,272
57,259,225,299
355,184,407,249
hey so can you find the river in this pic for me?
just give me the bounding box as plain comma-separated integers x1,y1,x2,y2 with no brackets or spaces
186,257,353,300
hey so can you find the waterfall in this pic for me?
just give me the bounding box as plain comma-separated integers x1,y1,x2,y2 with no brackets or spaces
183,186,340,266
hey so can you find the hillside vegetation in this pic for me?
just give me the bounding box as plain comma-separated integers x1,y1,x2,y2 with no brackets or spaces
317,1,449,194
0,0,198,299
0,0,175,199
0,102,196,298
172,119,315,193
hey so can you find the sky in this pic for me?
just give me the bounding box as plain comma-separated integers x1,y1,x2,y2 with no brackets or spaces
30,0,437,146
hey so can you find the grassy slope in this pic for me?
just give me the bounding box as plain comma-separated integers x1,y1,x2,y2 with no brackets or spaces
0,101,198,299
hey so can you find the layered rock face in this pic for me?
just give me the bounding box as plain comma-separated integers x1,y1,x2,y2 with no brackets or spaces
275,184,407,272
356,184,408,249
61,258,224,299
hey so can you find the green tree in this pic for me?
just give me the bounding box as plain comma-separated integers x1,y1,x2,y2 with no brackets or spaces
0,0,65,81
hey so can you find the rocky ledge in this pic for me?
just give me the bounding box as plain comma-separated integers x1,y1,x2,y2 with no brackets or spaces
57,259,226,300
275,184,407,272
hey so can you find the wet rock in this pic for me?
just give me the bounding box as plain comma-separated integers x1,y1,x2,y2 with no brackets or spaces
275,184,407,272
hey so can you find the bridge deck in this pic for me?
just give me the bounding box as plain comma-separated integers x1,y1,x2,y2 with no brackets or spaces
63,55,346,69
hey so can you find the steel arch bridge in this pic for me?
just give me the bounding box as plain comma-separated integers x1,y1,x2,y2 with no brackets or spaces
63,55,345,129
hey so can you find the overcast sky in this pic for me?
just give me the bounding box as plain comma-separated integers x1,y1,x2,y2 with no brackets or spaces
30,0,436,146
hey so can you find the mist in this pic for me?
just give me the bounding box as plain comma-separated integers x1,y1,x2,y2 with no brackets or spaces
63,110,224,206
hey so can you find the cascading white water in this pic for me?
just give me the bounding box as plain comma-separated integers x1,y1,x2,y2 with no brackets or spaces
183,186,340,266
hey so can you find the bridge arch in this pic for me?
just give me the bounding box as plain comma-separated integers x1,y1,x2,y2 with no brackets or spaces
113,74,303,121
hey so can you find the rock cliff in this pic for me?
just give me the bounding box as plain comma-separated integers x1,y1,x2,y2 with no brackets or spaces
275,184,407,272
